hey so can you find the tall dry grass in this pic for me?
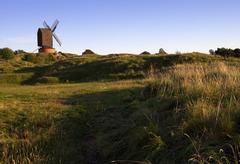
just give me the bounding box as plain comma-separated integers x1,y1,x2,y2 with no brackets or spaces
145,62,240,162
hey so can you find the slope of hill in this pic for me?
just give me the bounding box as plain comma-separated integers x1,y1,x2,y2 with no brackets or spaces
1,52,238,84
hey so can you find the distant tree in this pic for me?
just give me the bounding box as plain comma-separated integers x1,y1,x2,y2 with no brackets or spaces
209,49,215,55
0,48,15,60
15,50,26,55
215,48,235,58
234,48,240,57
175,51,181,55
159,48,167,55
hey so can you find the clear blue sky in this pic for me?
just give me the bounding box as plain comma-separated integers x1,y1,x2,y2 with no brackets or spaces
0,0,240,54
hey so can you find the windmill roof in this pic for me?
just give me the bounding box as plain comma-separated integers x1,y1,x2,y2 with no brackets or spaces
38,28,51,32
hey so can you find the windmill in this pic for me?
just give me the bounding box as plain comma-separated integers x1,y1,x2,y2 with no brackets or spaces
37,20,62,53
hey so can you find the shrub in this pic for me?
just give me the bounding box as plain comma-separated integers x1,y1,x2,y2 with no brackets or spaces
82,49,96,56
0,48,15,60
37,76,60,84
23,53,56,64
45,54,56,63
23,53,37,62
140,51,151,55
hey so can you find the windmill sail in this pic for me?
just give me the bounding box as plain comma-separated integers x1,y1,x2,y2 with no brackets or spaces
53,33,62,46
41,20,62,47
51,20,59,32
43,21,51,29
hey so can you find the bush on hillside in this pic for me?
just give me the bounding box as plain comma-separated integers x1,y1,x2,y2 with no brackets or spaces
82,49,96,56
23,53,36,62
44,54,56,63
23,53,56,64
140,51,151,55
37,76,60,84
0,48,15,60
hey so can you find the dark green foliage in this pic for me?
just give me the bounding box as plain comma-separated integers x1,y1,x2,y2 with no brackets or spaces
0,48,15,60
215,48,240,58
234,48,240,57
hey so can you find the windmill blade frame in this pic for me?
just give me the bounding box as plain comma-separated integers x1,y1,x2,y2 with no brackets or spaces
51,20,59,32
53,33,62,46
43,21,51,29
42,20,62,47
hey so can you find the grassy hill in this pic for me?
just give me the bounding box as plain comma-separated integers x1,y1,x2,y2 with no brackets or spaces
1,52,238,84
0,52,240,163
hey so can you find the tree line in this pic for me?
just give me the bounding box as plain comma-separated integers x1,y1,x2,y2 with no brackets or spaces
2,47,240,60
210,48,240,58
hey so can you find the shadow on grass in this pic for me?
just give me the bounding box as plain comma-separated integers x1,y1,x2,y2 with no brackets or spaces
42,87,142,164
47,86,186,163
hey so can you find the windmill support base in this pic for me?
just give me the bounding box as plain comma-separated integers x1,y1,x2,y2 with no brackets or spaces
39,47,56,54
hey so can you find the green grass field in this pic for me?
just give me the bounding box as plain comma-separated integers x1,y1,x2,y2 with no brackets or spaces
1,53,240,163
